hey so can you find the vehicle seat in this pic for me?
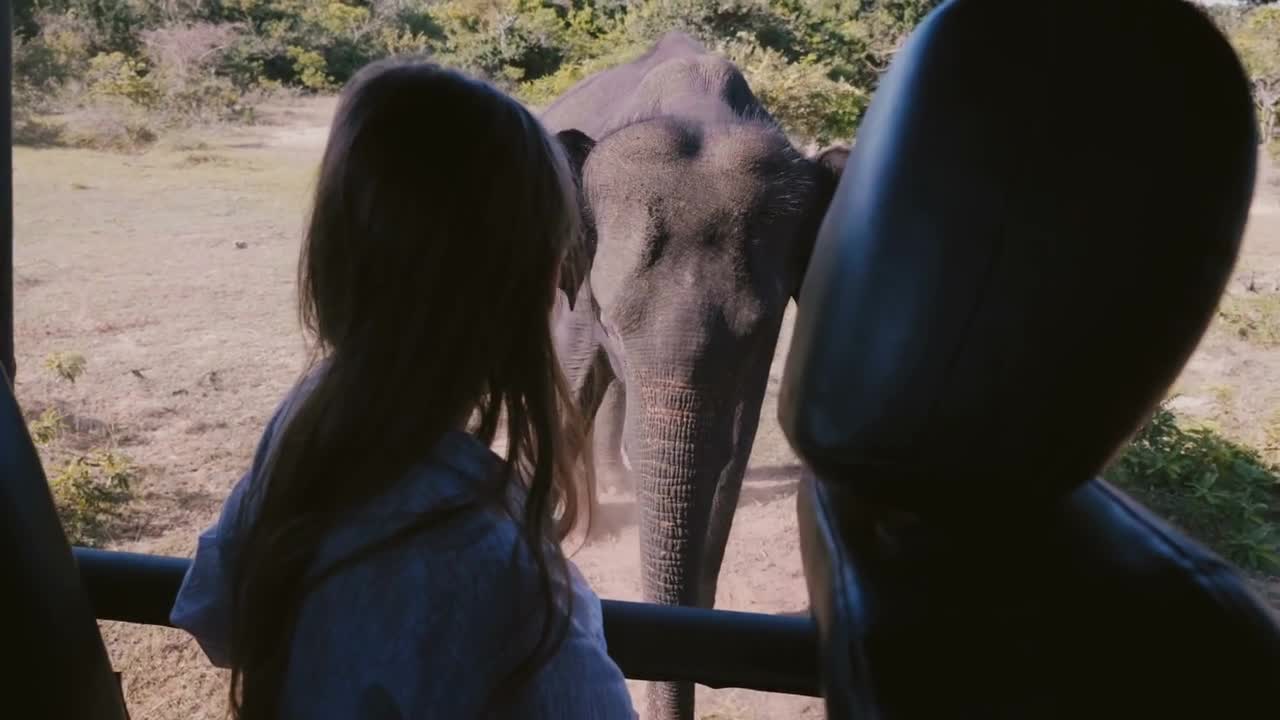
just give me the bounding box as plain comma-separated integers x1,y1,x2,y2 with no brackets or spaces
778,1,1280,718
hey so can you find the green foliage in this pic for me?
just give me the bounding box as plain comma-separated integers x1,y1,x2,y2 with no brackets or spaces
86,51,163,107
44,351,88,384
13,9,97,125
139,22,258,121
29,407,66,445
50,0,142,54
8,1,1279,152
14,11,95,88
720,35,867,144
518,41,644,108
48,448,135,546
288,45,335,90
1105,405,1280,573
622,0,789,47
429,0,569,84
9,0,961,147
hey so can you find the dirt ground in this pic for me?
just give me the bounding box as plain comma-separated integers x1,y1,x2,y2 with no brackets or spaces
11,96,1280,720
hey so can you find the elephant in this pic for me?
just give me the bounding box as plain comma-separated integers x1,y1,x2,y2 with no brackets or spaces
543,31,847,720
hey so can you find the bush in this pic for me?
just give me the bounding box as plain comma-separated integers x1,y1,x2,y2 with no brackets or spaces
622,0,790,48
517,42,643,108
27,353,136,546
43,351,87,384
14,11,94,88
48,448,135,546
58,103,161,151
86,51,163,107
1105,404,1280,573
13,10,97,121
431,0,571,86
720,35,867,145
52,0,142,55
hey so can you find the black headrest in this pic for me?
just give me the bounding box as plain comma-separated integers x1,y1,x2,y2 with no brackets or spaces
779,0,1258,517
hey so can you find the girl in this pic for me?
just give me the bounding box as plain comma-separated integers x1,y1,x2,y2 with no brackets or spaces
170,58,635,719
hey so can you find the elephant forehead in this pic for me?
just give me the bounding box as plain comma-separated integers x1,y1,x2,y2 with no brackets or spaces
590,117,707,166
586,119,811,218
635,54,748,102
591,117,799,173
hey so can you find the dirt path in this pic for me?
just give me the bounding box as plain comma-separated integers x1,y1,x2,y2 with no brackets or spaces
11,97,1278,719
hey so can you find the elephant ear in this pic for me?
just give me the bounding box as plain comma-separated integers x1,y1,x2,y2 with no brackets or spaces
557,128,595,180
791,143,852,302
555,128,597,310
814,143,850,180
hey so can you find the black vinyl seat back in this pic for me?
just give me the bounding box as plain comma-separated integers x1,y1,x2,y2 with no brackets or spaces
781,0,1256,514
778,0,1280,717
1,367,128,718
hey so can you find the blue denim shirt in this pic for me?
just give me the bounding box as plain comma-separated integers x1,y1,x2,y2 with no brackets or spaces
170,390,635,719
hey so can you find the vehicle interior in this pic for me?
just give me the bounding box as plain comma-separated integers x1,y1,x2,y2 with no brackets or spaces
4,1,1280,718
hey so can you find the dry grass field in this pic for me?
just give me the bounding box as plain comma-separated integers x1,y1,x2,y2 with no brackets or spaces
12,95,1280,719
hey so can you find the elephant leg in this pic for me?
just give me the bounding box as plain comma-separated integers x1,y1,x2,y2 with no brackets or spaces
593,379,629,493
698,383,768,606
563,348,615,543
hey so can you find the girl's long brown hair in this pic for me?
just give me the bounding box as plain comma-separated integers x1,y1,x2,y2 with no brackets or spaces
226,58,592,719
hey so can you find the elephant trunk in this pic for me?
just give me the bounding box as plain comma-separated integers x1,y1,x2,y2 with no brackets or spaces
632,373,733,720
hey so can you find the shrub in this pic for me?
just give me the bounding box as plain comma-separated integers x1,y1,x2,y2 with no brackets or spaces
288,45,335,90
377,25,435,58
13,10,97,122
222,0,396,91
140,22,243,83
720,35,866,145
55,0,142,55
28,353,136,546
517,42,644,108
44,351,87,384
622,0,790,47
58,103,162,151
14,11,94,89
86,51,163,107
48,448,135,545
29,407,66,445
431,0,570,87
1105,404,1280,573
